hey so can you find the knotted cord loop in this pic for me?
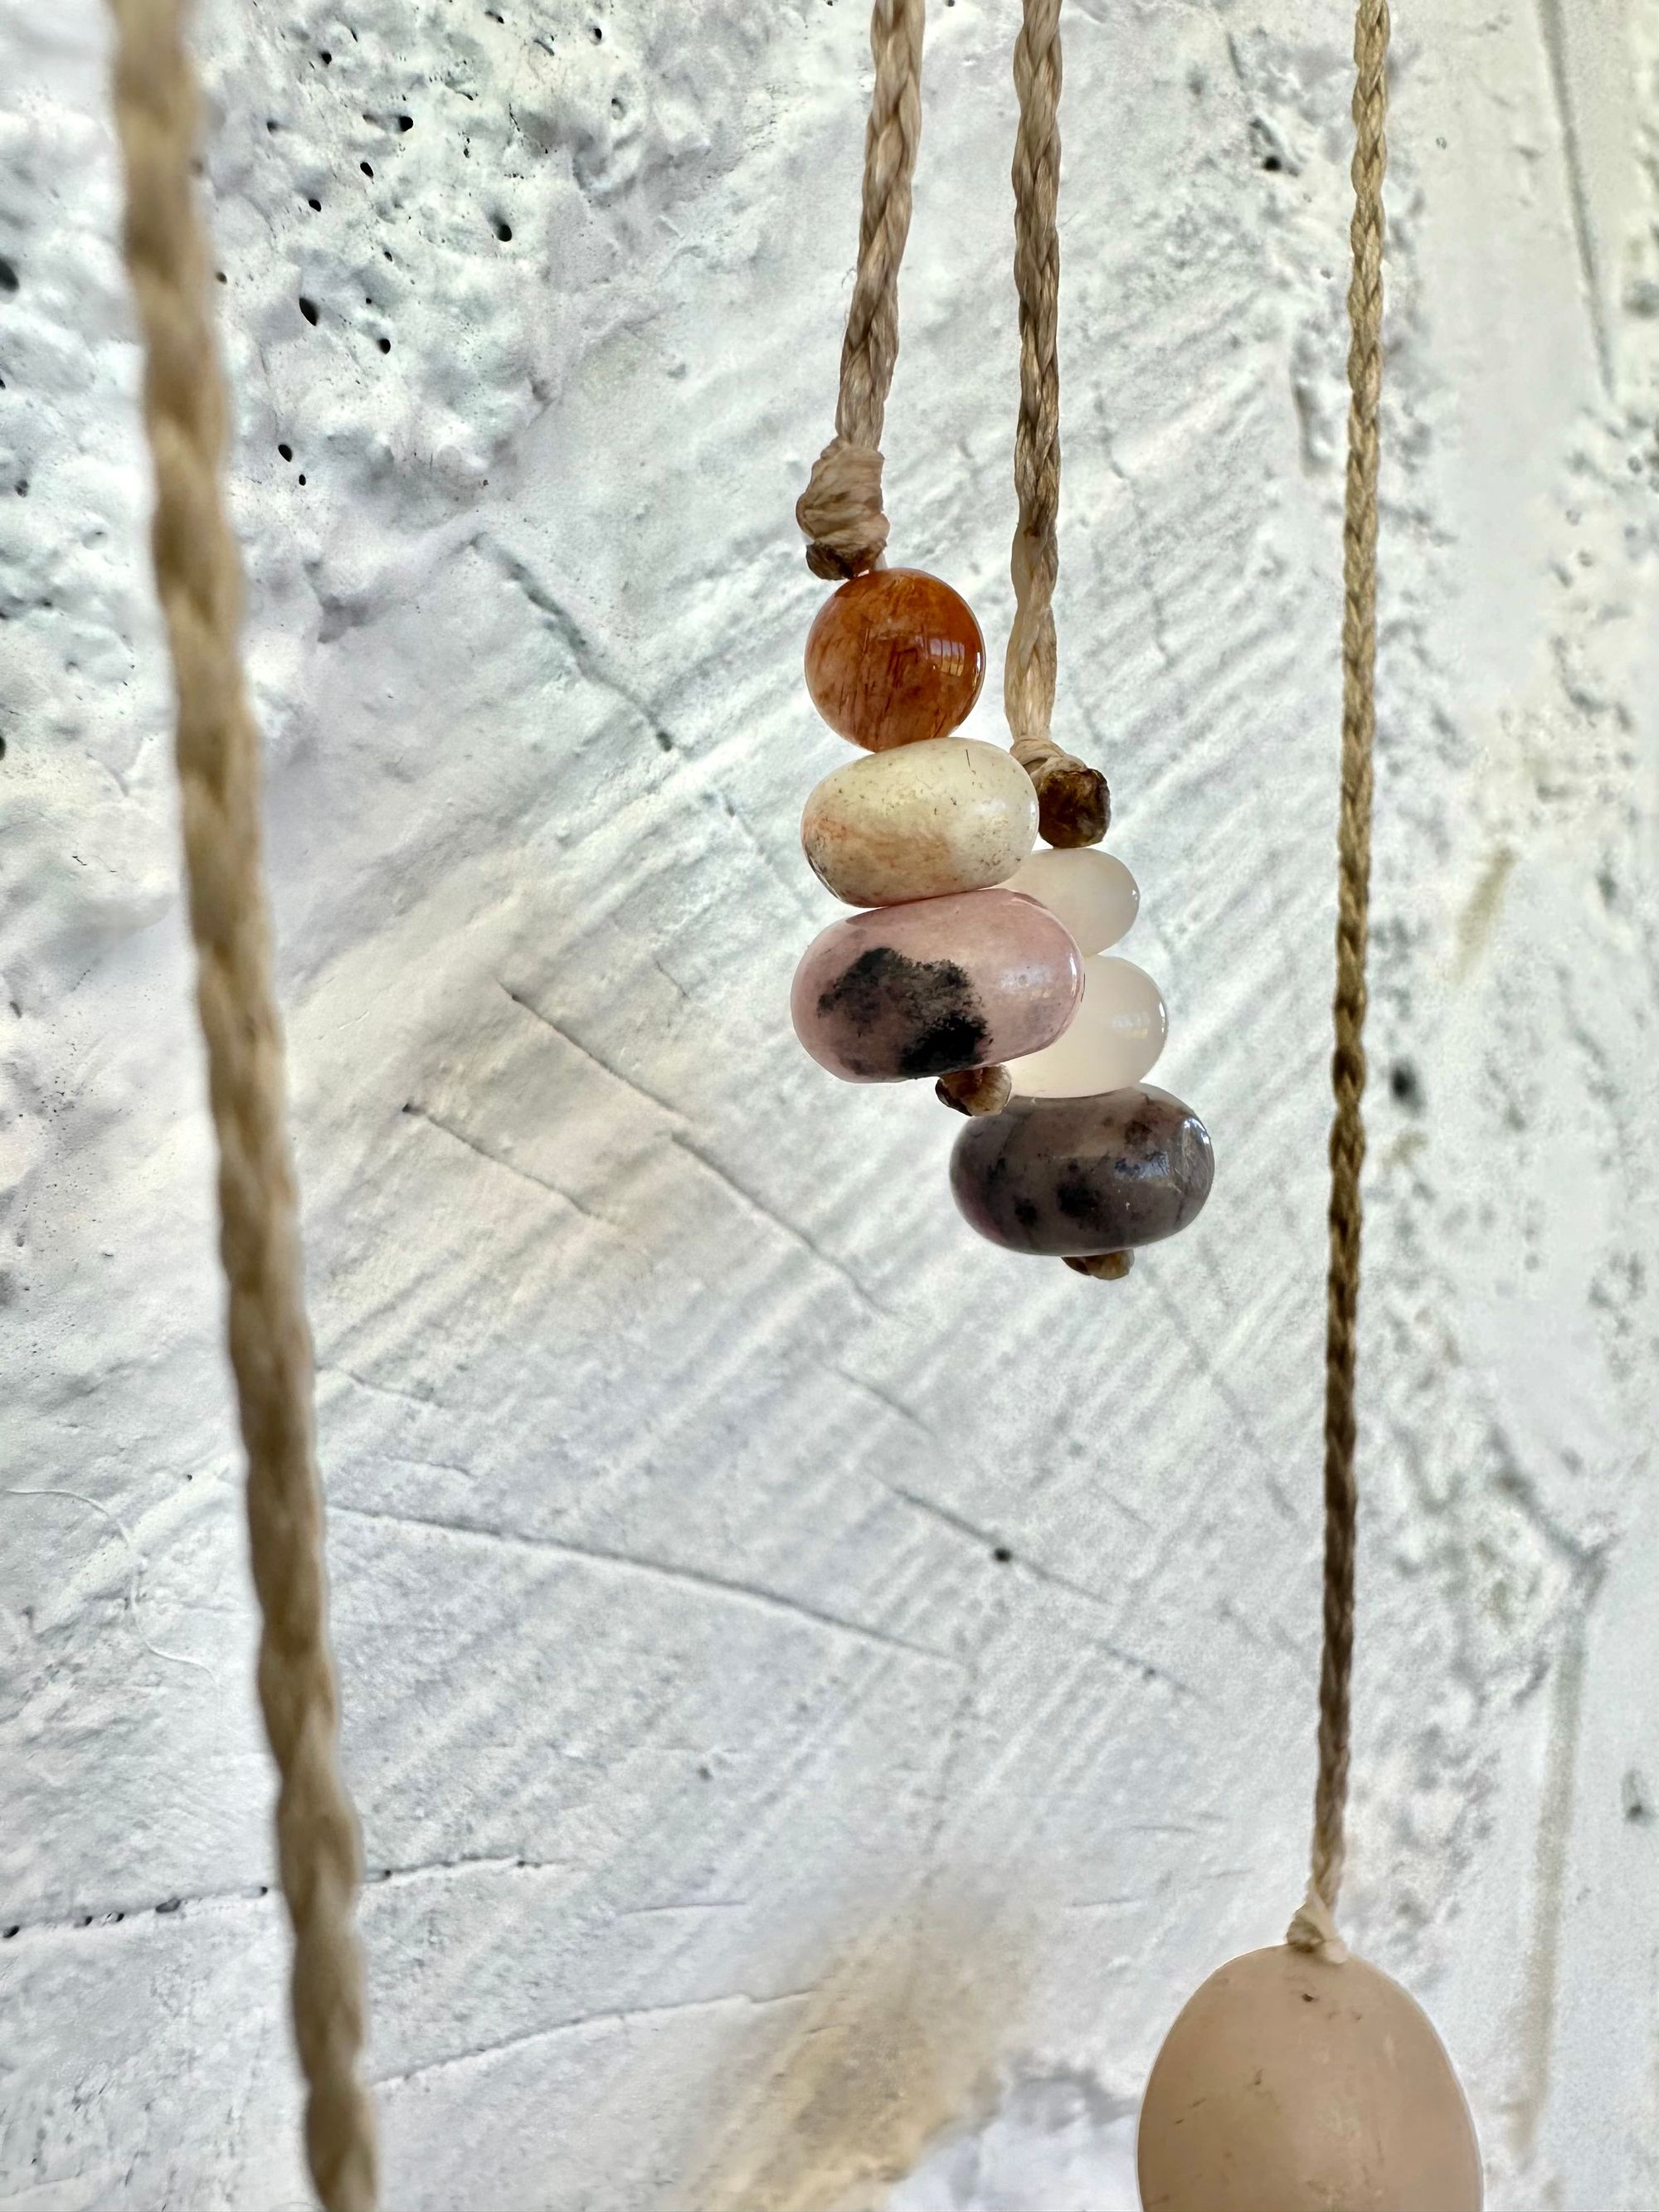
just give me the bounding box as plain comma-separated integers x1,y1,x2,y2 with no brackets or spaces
105,0,377,2200
1286,0,1390,1962
797,0,925,578
796,437,890,581
1007,0,1109,848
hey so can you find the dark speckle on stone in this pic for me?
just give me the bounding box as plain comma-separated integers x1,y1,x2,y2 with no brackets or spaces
1053,1171,1096,1222
817,946,989,1080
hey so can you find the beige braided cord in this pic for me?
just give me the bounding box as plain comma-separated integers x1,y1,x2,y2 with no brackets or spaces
1006,0,1108,849
105,0,378,2199
1286,0,1391,1966
796,0,926,579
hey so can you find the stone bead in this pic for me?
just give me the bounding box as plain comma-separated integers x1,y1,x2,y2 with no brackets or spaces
800,737,1038,907
791,887,1083,1084
1005,955,1166,1097
1005,845,1139,953
1137,1947,1482,2212
804,567,985,750
949,1086,1214,1256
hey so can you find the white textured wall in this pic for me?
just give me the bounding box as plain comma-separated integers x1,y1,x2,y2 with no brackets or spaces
2,2,1657,2206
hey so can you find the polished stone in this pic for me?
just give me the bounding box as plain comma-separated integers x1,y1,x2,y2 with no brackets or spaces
949,1086,1214,1254
1006,955,1166,1096
791,887,1082,1083
804,567,985,750
801,737,1037,906
1005,845,1140,953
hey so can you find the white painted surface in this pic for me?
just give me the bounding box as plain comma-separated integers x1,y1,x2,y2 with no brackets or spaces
2,2,1655,2206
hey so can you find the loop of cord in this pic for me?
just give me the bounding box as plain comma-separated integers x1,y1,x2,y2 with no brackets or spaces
797,0,925,578
1286,0,1390,1961
1006,0,1109,849
105,0,378,2201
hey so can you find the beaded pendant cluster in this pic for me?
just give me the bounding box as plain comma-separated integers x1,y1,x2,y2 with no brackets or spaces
789,565,1214,1279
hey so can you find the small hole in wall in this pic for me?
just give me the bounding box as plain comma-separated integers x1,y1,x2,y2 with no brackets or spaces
319,47,332,61
299,295,319,325
494,217,513,241
278,443,293,461
361,159,374,177
297,474,307,484
397,114,413,132
1261,153,1283,173
377,336,391,352
0,737,7,761
308,196,322,211
589,22,602,39
266,117,280,134
14,480,27,496
991,1545,1013,1564
0,257,19,294
1389,1060,1423,1112
216,270,226,283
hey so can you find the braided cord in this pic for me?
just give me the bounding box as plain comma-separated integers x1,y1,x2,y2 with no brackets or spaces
1287,0,1391,1964
796,0,926,580
1006,0,1108,847
105,0,378,2195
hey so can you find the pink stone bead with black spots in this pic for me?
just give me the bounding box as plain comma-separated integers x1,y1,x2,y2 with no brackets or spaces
791,887,1082,1083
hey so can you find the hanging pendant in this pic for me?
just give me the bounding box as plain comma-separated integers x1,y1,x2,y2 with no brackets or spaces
1137,1945,1481,2212
788,2,1213,1276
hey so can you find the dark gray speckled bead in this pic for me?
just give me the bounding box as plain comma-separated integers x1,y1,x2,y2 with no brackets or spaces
949,1086,1214,1256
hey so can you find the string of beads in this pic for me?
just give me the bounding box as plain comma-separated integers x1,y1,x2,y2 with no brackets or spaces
791,0,1213,1276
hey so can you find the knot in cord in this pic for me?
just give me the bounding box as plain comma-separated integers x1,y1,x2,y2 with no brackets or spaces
1285,1880,1351,1965
796,438,889,581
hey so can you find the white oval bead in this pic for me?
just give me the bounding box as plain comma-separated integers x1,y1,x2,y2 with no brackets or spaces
1005,846,1140,954
1005,955,1167,1096
801,737,1038,907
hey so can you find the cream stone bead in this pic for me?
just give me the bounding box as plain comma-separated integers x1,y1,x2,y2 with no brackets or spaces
800,738,1039,907
1005,954,1165,1096
1005,845,1140,954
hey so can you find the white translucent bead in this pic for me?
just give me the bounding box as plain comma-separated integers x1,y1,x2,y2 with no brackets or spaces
1005,846,1140,955
801,737,1038,907
1006,955,1167,1097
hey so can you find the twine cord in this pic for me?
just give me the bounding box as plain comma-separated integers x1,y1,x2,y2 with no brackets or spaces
105,0,378,2198
796,0,926,580
1005,0,1109,848
1286,0,1391,1965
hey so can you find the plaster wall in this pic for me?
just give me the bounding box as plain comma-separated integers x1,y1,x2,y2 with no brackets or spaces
2,2,1657,2206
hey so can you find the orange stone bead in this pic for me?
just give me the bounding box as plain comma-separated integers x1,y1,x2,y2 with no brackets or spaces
804,567,985,751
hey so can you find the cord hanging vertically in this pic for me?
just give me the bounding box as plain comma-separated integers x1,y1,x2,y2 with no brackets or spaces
104,0,378,2200
1286,0,1391,1965
1005,0,1110,848
796,0,926,580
